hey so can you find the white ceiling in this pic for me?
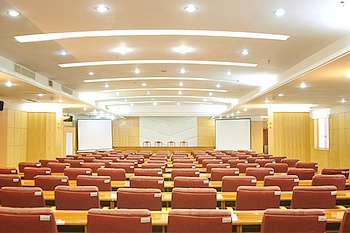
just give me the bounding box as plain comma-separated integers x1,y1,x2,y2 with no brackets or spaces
0,0,350,119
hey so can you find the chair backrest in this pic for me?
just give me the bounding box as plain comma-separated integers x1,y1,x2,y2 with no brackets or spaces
47,162,70,173
116,188,162,211
263,175,299,191
261,208,327,233
134,168,163,177
167,141,176,147
255,159,276,167
179,141,188,146
168,209,232,233
228,159,248,168
264,162,288,173
0,207,58,233
171,188,217,209
202,159,223,168
269,156,287,163
312,174,346,190
18,162,41,173
76,175,111,191
171,168,200,180
291,185,337,209
81,162,105,173
23,167,51,179
54,185,100,210
172,163,196,169
174,176,209,188
245,167,274,181
109,163,135,173
322,168,349,179
295,161,319,172
88,208,152,233
129,176,165,191
221,175,257,192
235,186,281,210
287,168,315,180
206,163,230,173
281,158,300,167
0,167,18,175
210,168,239,181
97,168,126,181
0,174,22,188
64,167,92,180
172,158,194,164
154,141,163,146
237,163,260,173
0,187,45,207
339,208,350,233
141,163,166,172
63,159,84,168
143,141,152,146
38,159,59,167
34,175,69,191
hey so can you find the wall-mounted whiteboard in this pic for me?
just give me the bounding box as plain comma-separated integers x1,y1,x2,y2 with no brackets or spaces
215,118,251,150
77,119,113,151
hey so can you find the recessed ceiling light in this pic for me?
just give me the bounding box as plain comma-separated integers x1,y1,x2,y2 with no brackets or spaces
346,72,350,78
104,83,109,88
58,50,68,56
178,90,182,95
116,92,119,96
209,92,213,96
124,99,128,102
299,82,307,88
179,82,184,87
274,8,285,16
341,98,346,103
226,71,232,76
38,93,44,97
5,81,13,87
141,83,146,86
58,99,63,103
231,113,235,116
173,45,194,54
265,99,269,103
177,102,180,106
241,49,249,55
130,103,134,106
83,107,87,111
147,91,151,95
88,71,94,76
237,110,241,114
244,108,248,111
7,9,20,17
95,5,109,13
180,68,186,74
153,102,157,106
216,83,221,88
184,4,198,13
134,68,140,74
278,93,284,97
113,45,133,55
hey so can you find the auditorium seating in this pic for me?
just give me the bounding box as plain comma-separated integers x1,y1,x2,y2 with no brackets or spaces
39,159,59,167
129,176,165,191
134,168,163,177
64,167,92,180
23,167,51,179
171,168,200,180
76,175,112,191
295,161,319,172
0,167,17,174
18,162,41,173
0,187,45,207
0,174,22,188
109,162,135,173
290,185,337,209
173,177,209,188
97,168,126,181
264,162,288,173
245,167,274,181
116,188,162,211
210,168,239,181
221,176,257,192
263,175,299,191
81,162,105,172
237,163,260,173
281,158,300,167
54,186,100,210
235,186,281,210
34,175,69,191
312,174,346,190
171,188,217,209
339,208,350,233
322,168,349,179
287,168,315,180
47,162,70,173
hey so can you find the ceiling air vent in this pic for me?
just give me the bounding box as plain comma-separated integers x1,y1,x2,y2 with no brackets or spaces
22,98,39,103
62,85,73,95
14,64,35,80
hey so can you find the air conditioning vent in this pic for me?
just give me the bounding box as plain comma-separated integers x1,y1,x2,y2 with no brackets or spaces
48,80,53,87
62,85,73,95
14,64,35,79
22,98,39,103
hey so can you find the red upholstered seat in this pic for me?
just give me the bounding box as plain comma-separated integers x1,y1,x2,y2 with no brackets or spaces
18,162,41,173
295,161,319,172
173,176,209,188
268,156,287,163
339,208,350,233
261,209,326,233
281,158,300,167
171,168,200,180
0,187,45,207
97,168,126,181
172,163,196,169
171,188,217,209
38,159,59,167
206,163,230,173
116,188,162,211
109,162,135,173
81,162,105,172
291,185,338,209
76,175,111,191
0,174,22,188
264,162,288,173
322,168,349,179
129,176,165,191
34,175,69,191
312,174,346,190
237,163,260,173
64,167,92,180
264,175,299,191
287,168,315,180
245,167,274,181
23,167,51,179
221,176,257,192
47,162,70,173
210,168,239,181
235,186,281,210
134,168,163,177
0,167,18,174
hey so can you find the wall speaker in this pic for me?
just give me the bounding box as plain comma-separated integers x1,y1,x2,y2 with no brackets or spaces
0,101,3,111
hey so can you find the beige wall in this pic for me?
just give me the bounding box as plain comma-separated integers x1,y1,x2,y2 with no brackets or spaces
112,117,140,146
197,117,215,147
251,121,264,153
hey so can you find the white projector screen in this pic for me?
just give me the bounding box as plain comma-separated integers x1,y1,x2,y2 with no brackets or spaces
77,119,113,151
215,118,251,150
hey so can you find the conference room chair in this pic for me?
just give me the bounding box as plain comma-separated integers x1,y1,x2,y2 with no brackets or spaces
172,163,196,169
263,175,299,191
295,161,319,172
312,174,346,190
34,175,69,191
221,176,257,192
173,177,209,188
92,159,113,168
172,158,194,164
116,188,162,211
154,141,163,147
97,168,126,181
143,140,152,146
134,168,163,177
322,167,350,179
38,159,59,167
171,168,200,180
179,141,188,146
255,159,276,167
202,159,223,168
287,168,315,180
0,174,22,188
260,208,327,233
0,167,17,174
47,162,70,173
18,161,41,173
269,155,287,163
63,159,84,168
210,168,239,181
264,162,288,173
281,158,300,167
290,185,338,209
221,156,236,163
76,175,111,191
23,167,51,179
78,156,95,162
237,163,260,173
339,208,350,233
129,176,165,191
167,141,176,147
54,186,100,210
246,157,259,163
172,155,189,161
171,188,217,209
86,154,103,160
109,162,135,173
137,151,152,159
101,156,121,162
126,156,144,164
141,163,166,172
0,187,45,207
228,159,248,168
206,163,230,173
168,209,232,233
245,167,274,181
197,156,215,164
0,207,58,233
235,186,281,210
81,162,105,173
64,167,93,180
87,208,152,233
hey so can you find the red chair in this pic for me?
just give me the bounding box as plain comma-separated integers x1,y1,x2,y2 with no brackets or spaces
172,163,196,169
235,186,281,210
129,176,165,191
295,161,319,172
23,167,51,179
109,163,135,173
322,168,349,179
245,167,274,181
255,159,276,167
221,176,256,192
97,168,126,181
287,168,315,180
47,162,70,173
116,188,162,211
0,187,45,207
312,174,346,190
171,168,200,180
210,168,239,181
171,188,217,209
269,156,287,163
64,167,92,180
264,175,299,191
0,207,58,233
281,158,300,167
54,186,100,210
264,162,288,173
174,177,209,188
261,209,327,233
339,208,350,233
141,163,166,172
134,168,163,177
76,175,111,191
18,162,41,173
87,209,152,233
81,162,105,173
63,159,84,168
0,174,22,188
291,185,337,209
206,163,230,173
39,159,59,167
168,209,232,233
0,167,17,174
202,159,223,168
34,175,69,191
237,163,260,173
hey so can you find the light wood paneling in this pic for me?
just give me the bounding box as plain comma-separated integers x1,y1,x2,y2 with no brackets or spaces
112,117,140,146
0,109,8,166
251,121,264,153
197,117,215,146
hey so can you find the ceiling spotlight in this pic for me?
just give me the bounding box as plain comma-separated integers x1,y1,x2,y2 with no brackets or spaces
141,82,147,87
265,99,269,103
209,92,213,96
104,83,109,88
244,107,248,111
88,71,94,76
179,82,184,87
341,98,346,103
173,45,194,54
147,91,151,95
7,9,20,17
241,49,249,55
231,113,235,116
299,82,307,88
177,102,180,106
124,99,128,102
237,110,241,114
180,68,186,74
95,5,109,13
38,93,44,97
58,50,68,56
5,81,13,87
278,93,284,97
58,99,63,103
83,107,87,111
153,101,157,106
216,83,221,88
116,92,120,96
178,90,182,95
134,68,140,74
226,71,232,76
184,4,198,13
274,8,285,16
114,45,133,55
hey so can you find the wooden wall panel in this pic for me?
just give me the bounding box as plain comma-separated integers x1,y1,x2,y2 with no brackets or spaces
251,121,264,153
112,117,140,146
197,117,215,146
0,110,8,166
